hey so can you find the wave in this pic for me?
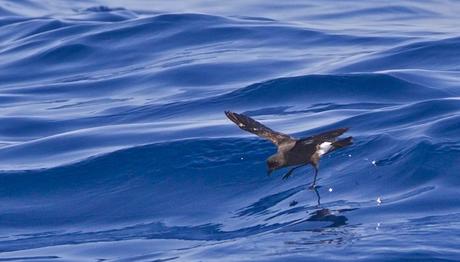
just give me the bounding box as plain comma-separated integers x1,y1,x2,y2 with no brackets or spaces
1,1,460,261
336,37,460,72
0,72,452,170
1,134,459,255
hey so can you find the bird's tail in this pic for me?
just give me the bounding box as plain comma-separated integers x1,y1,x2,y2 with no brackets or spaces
332,136,353,149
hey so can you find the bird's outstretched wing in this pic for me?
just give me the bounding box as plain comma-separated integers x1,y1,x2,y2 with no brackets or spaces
300,128,349,144
312,127,349,142
225,111,294,146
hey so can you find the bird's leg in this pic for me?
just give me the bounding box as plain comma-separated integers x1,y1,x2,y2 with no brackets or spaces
308,155,320,190
282,165,305,180
309,165,319,190
313,186,321,207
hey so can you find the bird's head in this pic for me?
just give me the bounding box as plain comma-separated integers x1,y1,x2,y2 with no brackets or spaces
267,155,284,176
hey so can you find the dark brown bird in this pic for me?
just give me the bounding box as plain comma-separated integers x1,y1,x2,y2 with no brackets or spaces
225,111,352,188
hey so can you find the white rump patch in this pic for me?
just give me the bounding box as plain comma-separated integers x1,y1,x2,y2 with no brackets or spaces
317,142,333,156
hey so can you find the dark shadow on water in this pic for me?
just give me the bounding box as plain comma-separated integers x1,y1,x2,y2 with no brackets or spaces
277,189,358,247
308,187,357,228
241,184,358,229
289,186,321,207
236,185,307,217
305,207,352,228
281,187,357,231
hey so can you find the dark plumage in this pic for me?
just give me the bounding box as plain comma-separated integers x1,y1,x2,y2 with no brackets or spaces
225,111,352,188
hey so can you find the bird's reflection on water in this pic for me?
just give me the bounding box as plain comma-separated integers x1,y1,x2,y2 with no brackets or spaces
279,187,358,246
280,187,357,233
308,187,357,227
238,184,356,232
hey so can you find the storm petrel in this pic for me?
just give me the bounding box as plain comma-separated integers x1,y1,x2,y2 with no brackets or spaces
225,111,352,188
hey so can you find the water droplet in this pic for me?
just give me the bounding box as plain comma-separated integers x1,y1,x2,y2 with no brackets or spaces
377,197,382,205
348,154,352,157
371,160,377,166
328,188,333,192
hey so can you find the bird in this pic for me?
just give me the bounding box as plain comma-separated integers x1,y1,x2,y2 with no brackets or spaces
225,111,352,189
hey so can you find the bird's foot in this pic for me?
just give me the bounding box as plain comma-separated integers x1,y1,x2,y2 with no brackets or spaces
282,171,293,180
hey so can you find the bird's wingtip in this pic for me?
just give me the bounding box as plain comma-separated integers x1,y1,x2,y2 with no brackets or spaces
225,111,238,122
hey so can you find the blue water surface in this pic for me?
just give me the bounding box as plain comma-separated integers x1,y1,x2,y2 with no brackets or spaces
1,1,460,261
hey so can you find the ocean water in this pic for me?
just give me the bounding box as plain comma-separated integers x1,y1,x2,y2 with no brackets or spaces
1,0,460,261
